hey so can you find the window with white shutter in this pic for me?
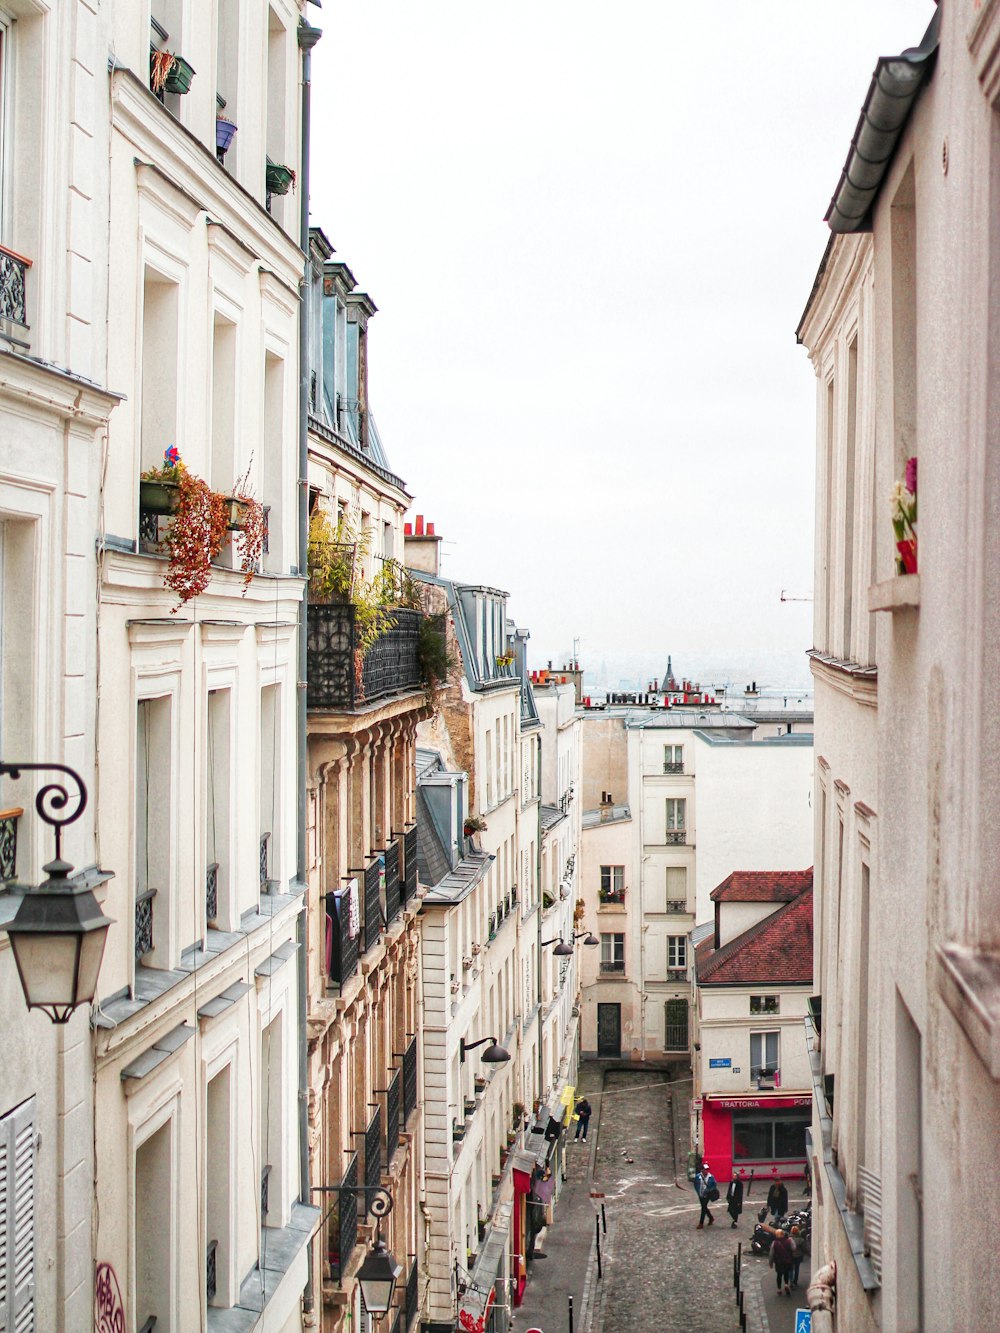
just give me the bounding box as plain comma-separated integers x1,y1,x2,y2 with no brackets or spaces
0,1096,36,1333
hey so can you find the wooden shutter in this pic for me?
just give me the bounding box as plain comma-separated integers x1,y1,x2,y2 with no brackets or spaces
0,1096,35,1333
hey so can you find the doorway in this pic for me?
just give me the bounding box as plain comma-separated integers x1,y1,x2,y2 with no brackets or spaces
597,1003,621,1057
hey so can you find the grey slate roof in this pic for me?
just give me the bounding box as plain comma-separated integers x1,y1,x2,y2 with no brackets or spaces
582,804,632,829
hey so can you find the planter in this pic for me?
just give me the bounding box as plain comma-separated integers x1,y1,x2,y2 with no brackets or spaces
164,54,196,94
491,1174,501,1188
474,1077,487,1093
216,117,238,156
464,1099,477,1116
896,538,918,575
266,162,294,196
453,1127,466,1142
224,496,255,531
139,479,180,514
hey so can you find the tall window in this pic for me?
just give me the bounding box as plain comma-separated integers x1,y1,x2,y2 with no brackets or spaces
600,865,624,901
140,269,179,473
663,744,683,773
262,352,284,570
136,696,172,965
136,1118,174,1328
206,689,231,929
259,684,280,895
206,1066,233,1306
667,936,687,970
665,798,686,844
665,866,687,912
750,1031,780,1078
0,15,11,243
600,933,625,973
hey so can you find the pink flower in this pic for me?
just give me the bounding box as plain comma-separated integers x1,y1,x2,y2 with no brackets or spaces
905,456,917,494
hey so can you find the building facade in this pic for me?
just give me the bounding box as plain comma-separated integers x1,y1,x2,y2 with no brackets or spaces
798,5,1000,1328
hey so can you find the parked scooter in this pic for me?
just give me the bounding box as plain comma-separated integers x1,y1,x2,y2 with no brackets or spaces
749,1203,812,1256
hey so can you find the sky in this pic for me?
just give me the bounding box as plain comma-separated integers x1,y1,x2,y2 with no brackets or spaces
308,1,933,685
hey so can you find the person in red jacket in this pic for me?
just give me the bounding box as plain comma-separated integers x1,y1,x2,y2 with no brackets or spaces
769,1229,794,1296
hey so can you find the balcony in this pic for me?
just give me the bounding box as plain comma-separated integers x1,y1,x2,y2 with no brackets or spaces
135,887,156,960
307,604,422,710
325,891,360,987
0,244,30,346
665,830,687,845
206,863,219,924
0,806,22,882
599,888,626,906
665,899,687,914
663,762,684,774
600,960,626,975
666,967,688,982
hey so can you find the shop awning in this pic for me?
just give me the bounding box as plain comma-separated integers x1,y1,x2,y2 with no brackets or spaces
458,1202,511,1332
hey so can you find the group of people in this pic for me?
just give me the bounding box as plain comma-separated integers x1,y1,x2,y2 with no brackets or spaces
693,1169,805,1291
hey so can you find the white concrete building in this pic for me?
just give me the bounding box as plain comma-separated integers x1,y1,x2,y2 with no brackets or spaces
578,702,813,1063
0,5,120,1327
88,4,319,1330
798,6,1000,1328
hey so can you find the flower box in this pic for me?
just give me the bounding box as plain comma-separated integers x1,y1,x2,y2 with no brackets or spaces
139,479,180,514
164,54,196,94
266,162,295,196
224,496,255,531
216,117,238,156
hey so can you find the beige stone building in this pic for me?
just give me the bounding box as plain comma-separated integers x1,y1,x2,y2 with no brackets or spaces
798,5,1000,1327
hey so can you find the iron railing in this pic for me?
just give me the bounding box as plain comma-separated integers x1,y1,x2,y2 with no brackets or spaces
385,838,401,924
0,806,21,881
663,761,684,774
599,889,626,905
135,887,156,960
364,859,382,953
665,830,686,845
402,1036,418,1123
599,959,625,974
259,832,270,888
325,891,359,986
666,899,687,913
0,244,30,328
402,824,418,903
364,1105,382,1193
260,1164,271,1224
405,1257,419,1328
206,1240,218,1303
329,1152,359,1282
206,863,219,923
307,605,422,710
385,1070,401,1165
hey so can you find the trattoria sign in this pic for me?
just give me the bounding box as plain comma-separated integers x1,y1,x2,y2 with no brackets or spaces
708,1095,812,1111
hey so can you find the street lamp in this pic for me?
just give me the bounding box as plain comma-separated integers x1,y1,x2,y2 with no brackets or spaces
573,931,599,947
542,932,597,955
357,1237,403,1315
460,1035,511,1063
0,762,113,1023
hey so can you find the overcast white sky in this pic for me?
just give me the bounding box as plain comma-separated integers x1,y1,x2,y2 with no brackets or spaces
308,2,933,680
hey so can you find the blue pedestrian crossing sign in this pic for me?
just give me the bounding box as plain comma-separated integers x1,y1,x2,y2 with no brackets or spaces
795,1312,811,1333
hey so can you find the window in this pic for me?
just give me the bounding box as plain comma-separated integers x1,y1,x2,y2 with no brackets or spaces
666,865,686,912
140,268,179,473
665,798,686,844
136,696,172,966
750,1031,780,1079
663,744,683,773
667,936,687,970
600,933,625,973
0,1096,35,1331
0,15,11,242
206,689,231,930
136,1117,174,1328
599,865,624,902
750,996,780,1015
259,683,280,896
732,1110,809,1162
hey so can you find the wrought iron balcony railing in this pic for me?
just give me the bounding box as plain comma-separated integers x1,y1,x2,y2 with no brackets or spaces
665,899,687,914
206,863,219,924
260,1164,271,1223
385,838,401,925
0,244,30,333
402,824,418,904
206,1240,218,1303
402,1036,418,1123
259,832,270,889
328,1152,359,1283
363,858,381,954
135,887,156,960
665,830,687,845
663,761,684,774
0,806,22,881
600,959,626,974
364,1105,382,1193
307,604,422,710
385,1069,401,1165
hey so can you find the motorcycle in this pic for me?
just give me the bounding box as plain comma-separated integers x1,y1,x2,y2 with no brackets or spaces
749,1203,812,1255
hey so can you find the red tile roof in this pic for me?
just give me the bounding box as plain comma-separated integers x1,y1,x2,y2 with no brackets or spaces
710,868,814,903
697,887,813,986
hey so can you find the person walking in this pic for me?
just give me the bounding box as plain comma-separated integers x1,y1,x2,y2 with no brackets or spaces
726,1175,744,1228
694,1162,718,1229
788,1225,805,1289
574,1097,592,1142
766,1180,788,1223
769,1229,794,1296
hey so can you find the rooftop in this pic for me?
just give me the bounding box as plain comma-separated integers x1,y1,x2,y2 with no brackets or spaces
697,885,814,986
710,868,814,904
581,803,632,829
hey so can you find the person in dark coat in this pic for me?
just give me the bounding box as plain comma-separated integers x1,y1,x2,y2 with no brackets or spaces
574,1097,592,1141
769,1229,794,1296
727,1175,744,1228
766,1180,788,1223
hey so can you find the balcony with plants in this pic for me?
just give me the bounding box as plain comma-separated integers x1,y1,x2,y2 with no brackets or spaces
138,449,267,606
306,508,428,711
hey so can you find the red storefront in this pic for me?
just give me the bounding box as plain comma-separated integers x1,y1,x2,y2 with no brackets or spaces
701,1093,811,1183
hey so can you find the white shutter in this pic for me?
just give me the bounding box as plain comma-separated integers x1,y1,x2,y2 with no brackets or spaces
858,1165,883,1283
0,1098,35,1333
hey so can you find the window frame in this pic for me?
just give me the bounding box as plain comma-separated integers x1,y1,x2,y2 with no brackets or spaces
750,995,780,1015
750,1029,780,1078
665,797,686,829
663,744,683,773
667,935,687,970
599,932,625,973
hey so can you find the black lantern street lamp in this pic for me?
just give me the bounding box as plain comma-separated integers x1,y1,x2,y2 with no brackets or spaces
459,1035,511,1063
357,1237,403,1315
0,762,113,1023
574,931,600,947
543,933,599,956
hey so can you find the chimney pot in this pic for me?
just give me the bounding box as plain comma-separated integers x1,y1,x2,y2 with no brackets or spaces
427,521,435,535
404,522,413,536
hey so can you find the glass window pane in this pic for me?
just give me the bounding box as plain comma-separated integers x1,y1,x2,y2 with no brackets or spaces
733,1117,773,1160
773,1117,809,1159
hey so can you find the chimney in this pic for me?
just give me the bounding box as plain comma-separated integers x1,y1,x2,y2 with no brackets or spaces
404,514,443,576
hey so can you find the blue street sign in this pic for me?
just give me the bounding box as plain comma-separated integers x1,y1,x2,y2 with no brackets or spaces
709,1057,731,1068
795,1311,811,1333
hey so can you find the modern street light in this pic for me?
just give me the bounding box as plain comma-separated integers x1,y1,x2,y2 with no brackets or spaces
0,761,113,1023
459,1035,511,1063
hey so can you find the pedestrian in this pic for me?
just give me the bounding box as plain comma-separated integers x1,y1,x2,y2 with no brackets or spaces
788,1225,805,1289
766,1180,788,1223
769,1228,794,1296
574,1097,592,1142
694,1162,718,1229
726,1175,744,1228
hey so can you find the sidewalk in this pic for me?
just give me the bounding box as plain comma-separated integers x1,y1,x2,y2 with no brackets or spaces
510,1064,604,1333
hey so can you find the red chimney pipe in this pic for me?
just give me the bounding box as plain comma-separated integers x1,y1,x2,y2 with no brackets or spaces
415,514,425,535
427,521,435,535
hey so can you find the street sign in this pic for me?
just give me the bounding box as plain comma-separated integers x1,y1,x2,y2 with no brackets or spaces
795,1311,811,1333
709,1057,731,1068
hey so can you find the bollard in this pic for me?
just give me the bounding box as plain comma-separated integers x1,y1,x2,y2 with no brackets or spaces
569,1294,574,1333
601,1202,607,1235
733,1252,738,1289
595,1214,602,1280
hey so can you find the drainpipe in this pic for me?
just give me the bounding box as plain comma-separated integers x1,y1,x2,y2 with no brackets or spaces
535,736,544,1099
297,14,322,1319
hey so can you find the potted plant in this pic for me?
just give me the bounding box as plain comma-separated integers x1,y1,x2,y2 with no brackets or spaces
464,815,487,837
453,1123,466,1142
150,50,195,96
265,160,295,196
474,1075,487,1093
227,466,266,590
512,1101,525,1127
216,116,238,158
495,652,514,669
890,457,918,574
139,444,182,513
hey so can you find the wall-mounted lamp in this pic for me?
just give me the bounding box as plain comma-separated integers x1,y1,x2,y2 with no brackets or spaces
460,1035,511,1063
